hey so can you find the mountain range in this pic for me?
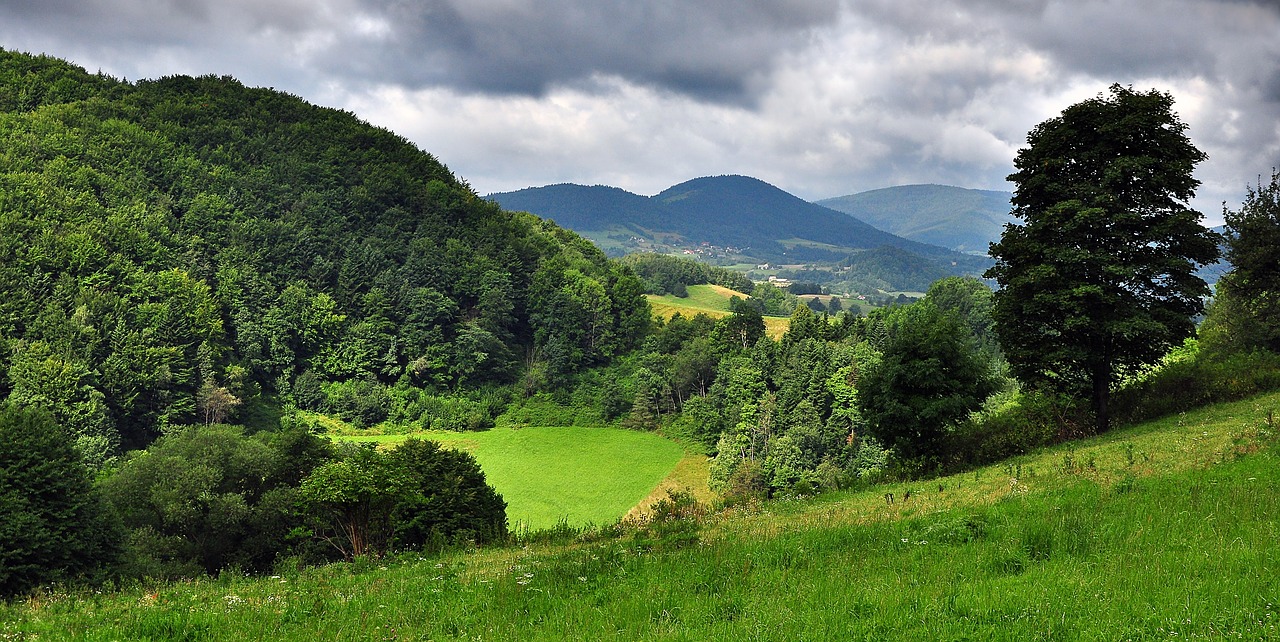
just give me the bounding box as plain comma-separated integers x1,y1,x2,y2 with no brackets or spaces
488,176,993,288
816,184,1015,254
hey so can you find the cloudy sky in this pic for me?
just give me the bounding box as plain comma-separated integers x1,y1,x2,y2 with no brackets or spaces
3,0,1278,222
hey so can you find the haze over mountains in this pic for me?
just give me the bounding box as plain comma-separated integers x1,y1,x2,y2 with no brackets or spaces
816,185,1016,254
490,175,993,272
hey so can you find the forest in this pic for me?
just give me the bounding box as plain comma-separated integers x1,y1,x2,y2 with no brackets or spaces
3,52,1280,609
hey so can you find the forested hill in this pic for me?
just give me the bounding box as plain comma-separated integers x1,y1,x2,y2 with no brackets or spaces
816,184,1016,254
0,49,649,460
489,176,989,274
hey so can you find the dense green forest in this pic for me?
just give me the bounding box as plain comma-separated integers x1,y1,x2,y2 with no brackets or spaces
0,49,650,462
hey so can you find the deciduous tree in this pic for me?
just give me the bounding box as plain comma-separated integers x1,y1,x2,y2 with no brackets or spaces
858,302,997,466
1206,169,1280,353
987,85,1220,431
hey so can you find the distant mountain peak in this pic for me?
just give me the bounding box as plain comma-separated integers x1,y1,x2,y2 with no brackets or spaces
488,175,993,291
816,184,1015,254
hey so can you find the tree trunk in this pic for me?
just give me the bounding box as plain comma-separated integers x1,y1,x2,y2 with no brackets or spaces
1092,363,1110,433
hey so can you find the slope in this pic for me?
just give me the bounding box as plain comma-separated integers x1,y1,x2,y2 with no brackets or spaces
10,391,1279,639
489,176,992,288
817,184,1015,254
654,175,958,259
0,49,649,457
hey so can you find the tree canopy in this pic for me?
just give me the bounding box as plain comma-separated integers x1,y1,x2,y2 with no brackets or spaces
986,85,1220,431
1205,169,1280,354
857,301,997,466
0,405,120,597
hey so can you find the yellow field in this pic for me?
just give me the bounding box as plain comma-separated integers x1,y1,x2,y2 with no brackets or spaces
646,284,790,338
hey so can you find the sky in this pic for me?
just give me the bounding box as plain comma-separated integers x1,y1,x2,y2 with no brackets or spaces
3,0,1279,223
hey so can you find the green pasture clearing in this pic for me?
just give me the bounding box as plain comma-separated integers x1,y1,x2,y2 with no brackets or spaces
646,283,748,314
337,426,685,532
646,284,791,338
9,392,1280,640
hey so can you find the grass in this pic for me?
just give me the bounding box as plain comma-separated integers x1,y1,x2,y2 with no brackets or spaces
646,284,790,338
646,284,749,316
337,426,686,532
7,392,1280,640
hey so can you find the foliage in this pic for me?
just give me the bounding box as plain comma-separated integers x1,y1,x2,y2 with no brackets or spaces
7,392,1280,640
298,445,404,560
951,390,1078,468
924,276,999,359
748,282,800,317
1205,168,1280,354
0,50,651,458
987,85,1220,431
1110,340,1280,425
386,439,508,550
628,488,706,552
101,425,332,579
620,253,754,296
858,301,999,466
0,404,121,598
299,439,506,560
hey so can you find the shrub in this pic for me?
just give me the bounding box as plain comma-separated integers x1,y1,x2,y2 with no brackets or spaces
387,439,508,550
101,425,331,579
950,390,1070,468
631,488,705,552
300,439,507,559
1111,343,1280,425
716,459,768,507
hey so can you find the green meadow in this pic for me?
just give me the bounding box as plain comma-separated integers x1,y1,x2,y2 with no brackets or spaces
7,392,1279,640
646,284,791,338
338,426,686,531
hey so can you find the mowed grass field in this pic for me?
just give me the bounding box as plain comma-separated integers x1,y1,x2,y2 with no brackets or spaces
646,284,790,338
10,393,1280,640
339,427,686,532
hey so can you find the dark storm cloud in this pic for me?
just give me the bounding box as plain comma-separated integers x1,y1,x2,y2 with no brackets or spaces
0,0,841,101
325,0,846,101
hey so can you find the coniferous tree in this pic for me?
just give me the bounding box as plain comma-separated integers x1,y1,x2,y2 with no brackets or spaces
0,405,121,597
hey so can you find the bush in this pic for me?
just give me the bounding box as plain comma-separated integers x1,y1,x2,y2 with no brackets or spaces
716,459,768,507
101,425,331,579
300,439,507,559
631,488,705,552
951,390,1071,468
388,439,508,550
1111,343,1280,426
496,394,603,428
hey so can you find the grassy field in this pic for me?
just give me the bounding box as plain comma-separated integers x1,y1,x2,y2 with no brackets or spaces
338,426,687,532
646,284,790,338
7,392,1280,640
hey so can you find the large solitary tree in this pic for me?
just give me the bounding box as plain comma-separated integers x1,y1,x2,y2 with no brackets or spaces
987,85,1220,431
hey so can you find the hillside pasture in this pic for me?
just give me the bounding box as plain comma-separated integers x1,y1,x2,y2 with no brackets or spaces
338,426,686,532
11,392,1280,640
646,284,790,338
